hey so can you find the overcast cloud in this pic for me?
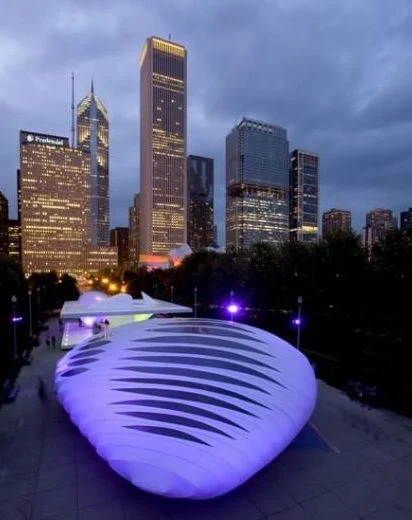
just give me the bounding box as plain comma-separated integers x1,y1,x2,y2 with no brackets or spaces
0,0,411,242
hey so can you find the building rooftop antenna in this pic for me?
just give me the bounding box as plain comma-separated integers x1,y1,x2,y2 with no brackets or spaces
71,72,76,148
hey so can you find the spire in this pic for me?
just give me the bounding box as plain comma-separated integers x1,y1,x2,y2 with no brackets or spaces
91,78,94,94
71,72,75,148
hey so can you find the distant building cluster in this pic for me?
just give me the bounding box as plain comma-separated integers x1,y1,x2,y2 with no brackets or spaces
0,35,408,277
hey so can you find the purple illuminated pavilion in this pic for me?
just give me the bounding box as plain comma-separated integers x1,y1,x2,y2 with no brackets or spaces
55,318,317,499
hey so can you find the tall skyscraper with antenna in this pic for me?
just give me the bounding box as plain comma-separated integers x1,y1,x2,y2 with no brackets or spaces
77,81,110,245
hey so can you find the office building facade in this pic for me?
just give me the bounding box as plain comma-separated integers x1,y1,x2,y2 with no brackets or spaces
0,191,9,256
322,208,352,237
110,227,129,270
84,246,118,274
187,155,214,251
400,208,412,231
226,118,289,250
289,149,319,243
77,82,110,246
140,36,187,256
128,193,140,266
8,219,21,263
363,208,396,250
20,131,91,277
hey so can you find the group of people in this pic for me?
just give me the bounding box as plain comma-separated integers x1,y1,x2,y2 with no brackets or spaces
93,319,111,337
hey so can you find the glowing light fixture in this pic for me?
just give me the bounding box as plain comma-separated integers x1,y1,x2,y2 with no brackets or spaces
227,304,239,314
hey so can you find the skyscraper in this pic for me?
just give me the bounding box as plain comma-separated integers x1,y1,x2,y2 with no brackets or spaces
187,155,214,251
322,208,352,237
363,208,396,249
128,193,140,265
19,131,91,277
77,81,109,245
139,36,187,256
0,191,9,256
289,149,319,243
226,118,289,250
7,219,21,263
110,227,129,270
400,208,412,231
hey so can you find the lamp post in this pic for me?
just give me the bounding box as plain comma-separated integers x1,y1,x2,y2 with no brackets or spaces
170,285,174,303
28,289,32,338
296,296,303,350
36,286,41,309
228,290,239,322
11,295,18,359
194,287,198,318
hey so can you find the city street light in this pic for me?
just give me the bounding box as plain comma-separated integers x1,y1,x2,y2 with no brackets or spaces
11,295,18,359
194,287,198,318
36,286,41,309
227,290,239,322
170,285,174,303
296,296,303,350
28,289,32,338
227,303,239,322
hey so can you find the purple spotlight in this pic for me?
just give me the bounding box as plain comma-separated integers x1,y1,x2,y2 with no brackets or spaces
293,318,301,326
227,304,239,314
12,316,23,323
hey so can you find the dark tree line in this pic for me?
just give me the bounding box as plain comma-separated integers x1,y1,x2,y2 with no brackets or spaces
113,230,412,417
0,262,79,402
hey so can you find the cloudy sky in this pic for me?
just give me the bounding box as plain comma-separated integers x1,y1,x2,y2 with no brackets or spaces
1,0,411,241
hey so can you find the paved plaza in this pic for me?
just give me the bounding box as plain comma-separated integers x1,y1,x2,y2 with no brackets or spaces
1,318,412,519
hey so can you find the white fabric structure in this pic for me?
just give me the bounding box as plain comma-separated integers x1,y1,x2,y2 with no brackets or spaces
61,292,192,321
55,318,317,499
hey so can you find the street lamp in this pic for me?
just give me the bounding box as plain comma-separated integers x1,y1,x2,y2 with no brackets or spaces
296,296,303,350
170,285,174,303
28,289,32,338
227,303,239,322
11,295,18,359
36,286,41,309
194,287,198,318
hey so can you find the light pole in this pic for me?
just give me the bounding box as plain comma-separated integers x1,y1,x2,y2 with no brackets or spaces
228,290,237,322
296,296,303,350
28,289,32,338
36,286,41,309
170,285,174,303
11,295,18,359
194,287,198,318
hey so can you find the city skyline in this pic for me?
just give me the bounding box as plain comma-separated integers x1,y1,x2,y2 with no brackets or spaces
0,2,411,244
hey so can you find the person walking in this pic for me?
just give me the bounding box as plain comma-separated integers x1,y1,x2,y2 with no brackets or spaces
37,377,47,400
51,335,56,350
46,336,50,351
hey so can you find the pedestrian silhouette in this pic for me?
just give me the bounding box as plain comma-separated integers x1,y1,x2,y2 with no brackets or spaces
51,335,56,350
46,337,50,350
37,377,47,400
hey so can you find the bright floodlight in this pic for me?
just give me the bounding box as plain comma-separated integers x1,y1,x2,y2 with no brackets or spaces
293,318,301,326
227,304,239,314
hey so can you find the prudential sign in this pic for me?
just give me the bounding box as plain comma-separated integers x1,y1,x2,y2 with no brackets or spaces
23,132,66,147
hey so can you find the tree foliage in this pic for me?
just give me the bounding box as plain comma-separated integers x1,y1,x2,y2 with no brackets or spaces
123,229,412,416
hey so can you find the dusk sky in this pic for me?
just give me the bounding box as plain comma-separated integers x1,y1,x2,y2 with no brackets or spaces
1,0,411,242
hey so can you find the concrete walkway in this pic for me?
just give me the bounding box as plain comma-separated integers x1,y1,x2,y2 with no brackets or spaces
1,320,412,519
